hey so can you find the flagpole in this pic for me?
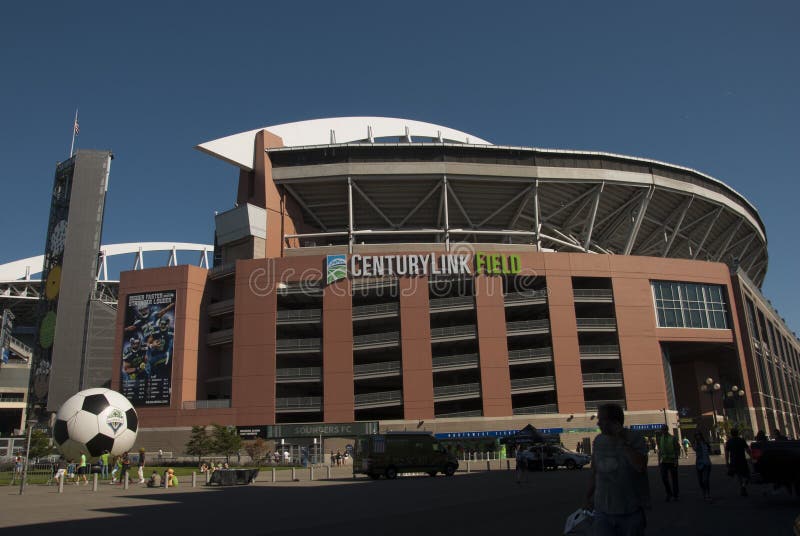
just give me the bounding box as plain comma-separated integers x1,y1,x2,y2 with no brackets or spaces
70,109,79,157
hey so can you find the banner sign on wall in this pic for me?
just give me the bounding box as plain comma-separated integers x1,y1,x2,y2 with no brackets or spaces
120,290,176,406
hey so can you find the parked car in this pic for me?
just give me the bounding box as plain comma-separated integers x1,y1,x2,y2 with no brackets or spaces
750,440,800,493
354,432,459,479
525,445,590,470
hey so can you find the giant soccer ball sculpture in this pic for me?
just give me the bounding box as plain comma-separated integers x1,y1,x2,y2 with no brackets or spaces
53,388,138,460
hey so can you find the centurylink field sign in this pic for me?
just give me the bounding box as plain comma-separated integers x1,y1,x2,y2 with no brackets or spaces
326,252,521,284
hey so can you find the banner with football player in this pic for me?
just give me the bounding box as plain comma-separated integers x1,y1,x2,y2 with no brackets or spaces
120,290,176,406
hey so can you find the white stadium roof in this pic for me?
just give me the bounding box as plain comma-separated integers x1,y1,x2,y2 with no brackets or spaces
195,116,492,170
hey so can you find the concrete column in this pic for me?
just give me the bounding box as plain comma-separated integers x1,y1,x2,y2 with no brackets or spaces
323,278,354,422
547,275,585,413
400,276,434,419
475,275,512,417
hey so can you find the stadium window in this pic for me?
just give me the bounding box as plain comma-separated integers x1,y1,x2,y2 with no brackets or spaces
651,281,729,329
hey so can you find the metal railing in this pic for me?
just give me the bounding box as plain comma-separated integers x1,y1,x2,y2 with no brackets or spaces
275,338,321,352
504,289,548,304
276,396,322,410
508,347,553,363
276,367,322,380
434,383,481,398
352,302,399,318
207,298,235,316
182,399,231,410
436,410,483,418
579,345,620,357
582,373,624,385
7,336,32,358
432,353,480,369
207,328,233,346
573,289,614,299
430,325,477,340
353,361,402,376
354,390,402,406
506,319,550,334
277,284,323,296
576,318,617,329
429,296,475,310
353,331,400,348
0,393,25,402
276,309,322,322
585,399,627,411
510,376,555,391
512,403,559,415
352,279,397,291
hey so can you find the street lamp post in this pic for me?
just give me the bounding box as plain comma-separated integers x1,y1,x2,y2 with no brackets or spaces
725,386,746,425
699,377,721,441
19,419,37,496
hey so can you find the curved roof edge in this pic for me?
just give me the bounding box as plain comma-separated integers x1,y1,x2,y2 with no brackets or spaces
195,116,492,170
0,242,214,281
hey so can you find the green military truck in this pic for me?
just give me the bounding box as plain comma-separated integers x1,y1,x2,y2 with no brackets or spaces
354,432,459,479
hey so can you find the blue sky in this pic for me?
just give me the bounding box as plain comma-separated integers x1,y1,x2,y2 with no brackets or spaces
1,1,798,331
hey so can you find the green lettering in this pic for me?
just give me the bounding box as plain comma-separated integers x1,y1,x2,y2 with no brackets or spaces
509,255,521,274
491,255,501,274
475,253,486,274
501,255,510,274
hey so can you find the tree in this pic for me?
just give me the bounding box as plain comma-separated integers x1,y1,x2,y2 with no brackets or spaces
185,425,213,461
242,438,268,465
29,430,55,460
211,424,242,463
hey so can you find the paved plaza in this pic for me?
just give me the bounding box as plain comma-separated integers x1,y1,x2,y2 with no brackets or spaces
2,464,797,535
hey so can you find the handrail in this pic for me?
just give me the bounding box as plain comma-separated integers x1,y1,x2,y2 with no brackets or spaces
352,279,398,291
182,399,231,410
512,404,558,415
276,309,322,321
352,302,399,317
277,284,323,295
506,319,550,333
276,367,322,379
436,410,483,418
508,347,553,362
353,331,400,346
429,296,475,309
430,325,477,339
7,336,32,356
576,318,617,328
275,338,321,350
579,345,620,355
510,376,555,389
582,373,624,384
434,383,481,397
353,361,402,375
504,289,548,303
585,399,627,411
573,289,613,298
354,390,402,405
276,396,322,409
432,353,480,368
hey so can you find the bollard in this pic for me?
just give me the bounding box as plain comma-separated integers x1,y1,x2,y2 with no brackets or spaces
310,467,314,481
271,467,276,482
291,467,296,481
486,460,491,472
165,472,169,489
124,473,129,490
192,472,197,488
326,465,331,480
206,471,211,485
58,474,64,494
93,473,99,492
466,460,471,473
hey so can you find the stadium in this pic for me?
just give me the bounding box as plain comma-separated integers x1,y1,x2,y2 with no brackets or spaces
88,116,800,451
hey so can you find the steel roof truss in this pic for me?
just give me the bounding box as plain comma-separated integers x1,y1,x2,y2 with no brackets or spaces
691,207,723,260
351,180,395,228
283,184,328,232
623,186,654,255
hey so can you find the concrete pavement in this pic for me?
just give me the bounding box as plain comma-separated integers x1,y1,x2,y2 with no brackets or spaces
2,465,797,535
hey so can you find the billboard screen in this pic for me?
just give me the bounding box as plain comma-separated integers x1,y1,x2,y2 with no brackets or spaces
120,290,176,407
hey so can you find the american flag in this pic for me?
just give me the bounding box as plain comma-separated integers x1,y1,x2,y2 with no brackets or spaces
74,119,79,135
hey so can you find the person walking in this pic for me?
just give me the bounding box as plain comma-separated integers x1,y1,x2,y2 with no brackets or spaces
585,403,649,536
693,431,713,501
515,445,528,484
77,451,89,485
137,448,146,483
725,428,751,497
99,450,110,480
681,437,690,459
110,455,121,483
657,425,680,501
120,451,131,485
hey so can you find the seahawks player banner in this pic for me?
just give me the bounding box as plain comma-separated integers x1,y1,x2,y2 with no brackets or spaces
121,291,176,407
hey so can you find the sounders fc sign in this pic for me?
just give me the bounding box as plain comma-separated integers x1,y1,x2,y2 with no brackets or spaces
326,252,520,284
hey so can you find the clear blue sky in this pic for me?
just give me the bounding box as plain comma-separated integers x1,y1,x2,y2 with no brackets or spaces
1,1,798,332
